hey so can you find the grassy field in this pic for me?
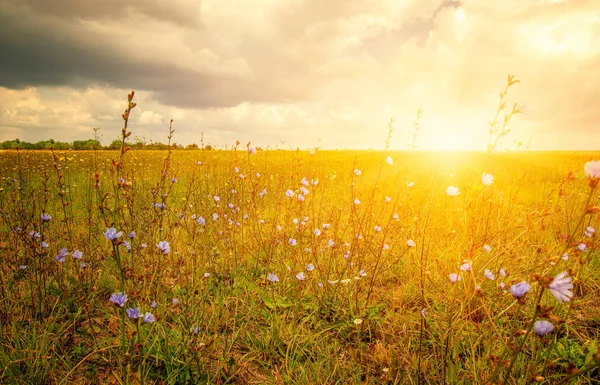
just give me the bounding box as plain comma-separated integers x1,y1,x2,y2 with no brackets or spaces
1,144,600,384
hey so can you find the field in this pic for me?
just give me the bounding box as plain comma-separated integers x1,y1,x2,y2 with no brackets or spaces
1,145,600,384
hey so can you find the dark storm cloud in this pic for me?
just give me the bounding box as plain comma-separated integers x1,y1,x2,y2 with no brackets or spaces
0,0,322,109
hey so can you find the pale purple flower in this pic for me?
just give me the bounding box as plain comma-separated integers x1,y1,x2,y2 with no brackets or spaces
41,241,49,248
203,272,210,278
327,239,335,248
510,281,531,298
534,320,554,336
121,241,131,251
459,261,472,271
578,243,587,252
296,272,305,281
56,248,69,263
30,231,40,239
499,268,506,277
484,269,496,280
248,147,256,154
359,270,367,277
313,229,321,236
143,312,155,323
41,213,52,222
285,189,295,197
151,301,158,308
157,241,171,254
19,265,28,270
407,239,416,247
197,216,206,225
297,194,305,202
306,263,315,272
110,292,128,307
267,273,279,282
446,186,460,196
481,173,494,186
171,177,177,183
213,195,220,202
141,243,147,249
549,271,574,303
172,298,179,305
72,250,83,259
584,160,600,179
129,231,136,239
449,273,460,283
354,169,362,176
483,244,492,252
104,228,122,241
288,238,297,247
126,307,141,319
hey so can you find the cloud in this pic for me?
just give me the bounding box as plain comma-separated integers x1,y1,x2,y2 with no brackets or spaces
0,0,599,149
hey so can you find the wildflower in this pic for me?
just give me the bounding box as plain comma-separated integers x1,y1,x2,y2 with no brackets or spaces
213,195,220,202
157,241,171,254
306,263,315,272
285,189,295,197
152,202,166,209
296,272,305,281
587,226,595,234
289,238,297,246
584,160,600,179
481,173,494,186
126,307,141,319
578,243,587,252
313,229,321,236
41,241,49,248
203,272,210,278
248,147,256,154
317,282,323,288
29,231,40,239
129,231,136,239
104,228,122,241
354,198,361,205
499,282,506,289
197,216,206,225
484,269,496,280
510,281,530,298
327,239,335,247
300,186,309,195
446,186,460,196
322,223,331,230
449,273,460,283
297,194,305,202
19,265,27,270
562,253,569,261
267,273,279,282
499,268,506,277
483,244,492,252
386,156,394,165
353,318,363,325
383,244,390,250
122,241,131,251
354,169,362,176
549,271,574,303
191,326,199,334
534,320,554,336
300,177,309,186
141,243,147,249
41,213,52,222
459,261,472,271
172,298,179,305
56,248,69,263
359,270,367,277
72,250,83,259
110,292,128,307
407,239,416,247
385,196,391,202
143,312,155,323
171,177,177,183
421,308,426,318
151,301,158,308
374,225,382,232
407,181,415,187
259,189,267,198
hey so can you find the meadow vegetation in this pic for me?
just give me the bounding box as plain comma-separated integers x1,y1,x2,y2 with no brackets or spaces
1,91,600,384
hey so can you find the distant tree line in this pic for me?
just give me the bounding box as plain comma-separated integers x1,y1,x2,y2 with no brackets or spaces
0,139,213,151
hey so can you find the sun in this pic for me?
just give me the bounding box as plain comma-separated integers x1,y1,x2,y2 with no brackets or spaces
455,8,467,23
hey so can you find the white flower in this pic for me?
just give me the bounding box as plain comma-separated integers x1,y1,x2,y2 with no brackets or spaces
446,186,460,196
285,189,295,197
407,239,415,247
484,269,495,280
306,263,315,272
578,243,587,252
459,261,472,271
386,156,394,165
353,318,363,325
288,238,297,246
407,181,415,188
584,160,600,179
354,198,361,205
385,196,391,202
481,173,494,186
449,273,460,283
483,244,491,252
354,169,362,176
549,271,574,303
313,229,321,236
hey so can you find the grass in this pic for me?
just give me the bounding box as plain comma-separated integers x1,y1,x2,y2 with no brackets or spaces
1,96,600,384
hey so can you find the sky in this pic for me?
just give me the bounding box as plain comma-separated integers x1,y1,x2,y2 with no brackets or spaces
0,0,599,150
